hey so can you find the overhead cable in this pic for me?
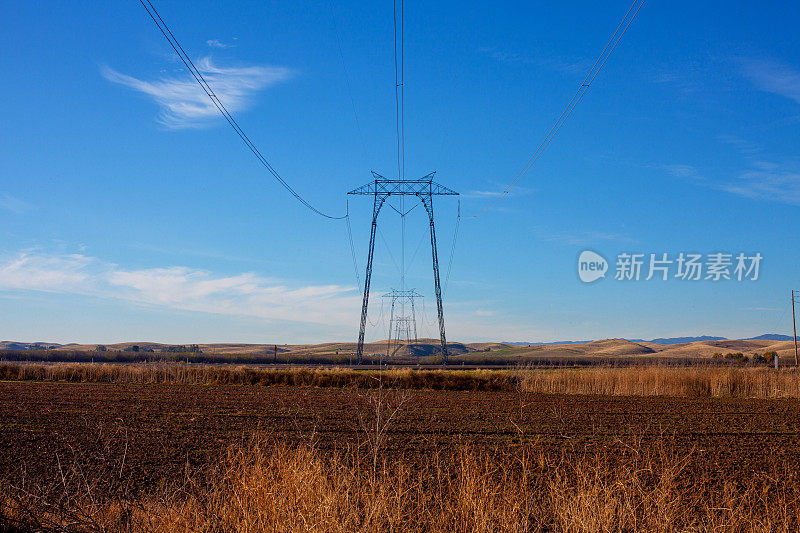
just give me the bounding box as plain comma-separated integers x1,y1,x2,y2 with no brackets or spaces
464,0,646,219
139,0,346,220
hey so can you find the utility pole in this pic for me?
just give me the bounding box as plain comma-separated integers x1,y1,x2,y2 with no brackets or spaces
793,290,798,366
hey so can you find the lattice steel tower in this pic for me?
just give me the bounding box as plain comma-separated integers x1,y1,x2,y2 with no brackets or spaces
349,172,458,362
382,288,423,356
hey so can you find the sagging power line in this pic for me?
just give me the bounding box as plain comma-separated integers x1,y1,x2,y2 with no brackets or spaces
136,0,646,357
464,0,646,219
139,0,346,220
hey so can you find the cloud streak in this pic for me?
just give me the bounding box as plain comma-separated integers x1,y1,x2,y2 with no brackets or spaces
479,46,590,76
103,57,292,128
722,162,800,205
463,184,534,199
741,58,800,104
534,228,636,247
666,161,800,206
0,193,32,213
206,39,234,49
0,251,360,326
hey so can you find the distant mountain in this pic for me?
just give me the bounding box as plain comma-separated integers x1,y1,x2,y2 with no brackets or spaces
743,334,793,341
645,336,727,345
507,337,728,346
629,334,793,344
2,334,794,353
505,340,594,346
0,341,62,350
508,335,787,346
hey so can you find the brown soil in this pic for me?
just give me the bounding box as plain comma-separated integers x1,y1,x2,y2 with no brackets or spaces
2,382,799,495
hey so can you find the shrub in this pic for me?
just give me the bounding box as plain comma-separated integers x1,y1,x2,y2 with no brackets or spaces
724,352,748,364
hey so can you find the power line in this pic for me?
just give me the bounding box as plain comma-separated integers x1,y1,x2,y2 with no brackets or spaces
377,225,401,274
393,0,407,310
328,0,371,167
403,232,428,280
443,200,460,295
393,0,405,181
139,0,345,220
400,0,405,181
345,200,361,288
463,0,646,219
367,295,385,327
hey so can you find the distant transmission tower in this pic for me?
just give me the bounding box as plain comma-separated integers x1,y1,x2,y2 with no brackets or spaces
349,172,458,362
382,288,422,356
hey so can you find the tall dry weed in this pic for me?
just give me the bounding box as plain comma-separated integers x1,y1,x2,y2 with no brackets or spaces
2,362,800,397
3,433,799,532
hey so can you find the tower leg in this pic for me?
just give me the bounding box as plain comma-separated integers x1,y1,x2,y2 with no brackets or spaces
357,194,385,363
387,298,395,360
422,197,448,361
411,298,417,341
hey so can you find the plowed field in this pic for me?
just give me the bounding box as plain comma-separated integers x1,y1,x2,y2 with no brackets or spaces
2,382,799,492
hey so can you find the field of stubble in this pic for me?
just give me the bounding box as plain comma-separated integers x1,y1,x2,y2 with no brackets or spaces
2,374,800,531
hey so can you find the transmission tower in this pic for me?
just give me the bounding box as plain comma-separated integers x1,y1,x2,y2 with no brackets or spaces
382,288,422,357
349,172,458,362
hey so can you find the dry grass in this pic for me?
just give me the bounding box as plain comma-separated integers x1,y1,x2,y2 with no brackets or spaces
518,366,800,397
3,362,800,398
3,366,800,531
0,362,512,391
2,433,798,532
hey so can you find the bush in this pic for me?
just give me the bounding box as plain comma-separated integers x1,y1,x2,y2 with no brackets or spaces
764,351,778,364
724,352,748,364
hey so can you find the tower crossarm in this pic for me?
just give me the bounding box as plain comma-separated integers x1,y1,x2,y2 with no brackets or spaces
382,288,424,299
348,172,459,197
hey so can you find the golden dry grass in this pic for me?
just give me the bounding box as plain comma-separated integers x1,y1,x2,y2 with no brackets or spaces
518,365,800,397
2,433,798,532
3,362,800,397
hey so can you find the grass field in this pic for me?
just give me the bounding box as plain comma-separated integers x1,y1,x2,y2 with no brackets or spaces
2,365,800,531
3,362,800,397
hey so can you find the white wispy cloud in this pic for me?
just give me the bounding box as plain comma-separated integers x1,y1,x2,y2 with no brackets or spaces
102,57,293,129
0,250,557,343
479,46,590,76
464,184,533,199
665,161,800,206
0,253,93,293
467,190,505,198
716,135,762,156
0,251,359,326
0,193,32,213
740,58,800,104
662,164,705,181
722,162,800,205
534,228,635,246
206,39,234,49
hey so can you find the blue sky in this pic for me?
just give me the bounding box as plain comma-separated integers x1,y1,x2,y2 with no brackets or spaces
1,0,799,344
